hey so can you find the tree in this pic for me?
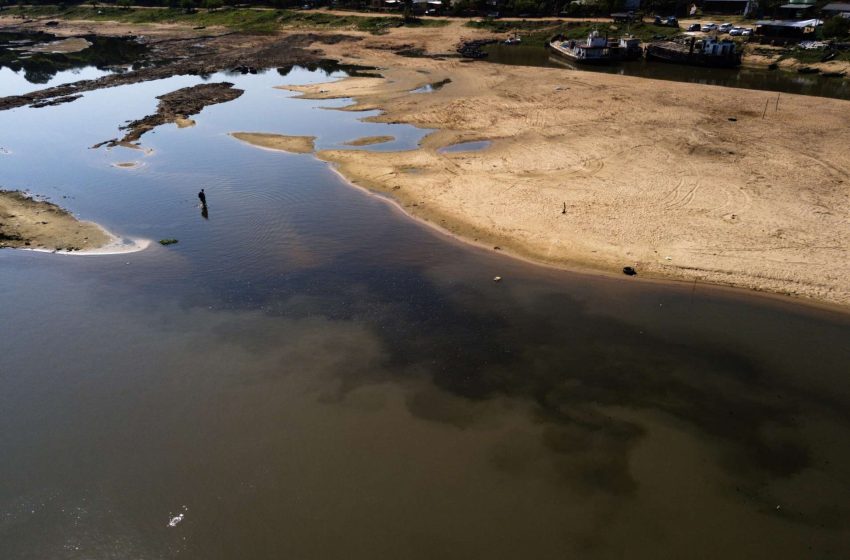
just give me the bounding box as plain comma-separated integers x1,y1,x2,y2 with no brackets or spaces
823,16,850,39
205,0,223,10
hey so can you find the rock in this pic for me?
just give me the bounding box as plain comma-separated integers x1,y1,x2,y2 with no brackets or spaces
623,266,637,276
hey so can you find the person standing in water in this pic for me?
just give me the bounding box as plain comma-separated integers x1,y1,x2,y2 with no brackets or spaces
198,188,207,207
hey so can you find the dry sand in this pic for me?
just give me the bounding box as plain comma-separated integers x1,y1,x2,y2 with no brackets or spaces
273,25,850,307
0,190,111,251
230,132,316,154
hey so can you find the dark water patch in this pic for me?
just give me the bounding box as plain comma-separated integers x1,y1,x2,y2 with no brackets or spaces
437,140,491,153
483,43,850,101
0,31,146,85
278,58,381,79
412,78,452,93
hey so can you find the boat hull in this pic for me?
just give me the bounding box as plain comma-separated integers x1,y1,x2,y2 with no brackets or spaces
645,44,741,68
548,41,642,65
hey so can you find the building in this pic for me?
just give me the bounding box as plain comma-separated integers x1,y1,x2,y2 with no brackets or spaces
701,0,754,16
778,0,816,18
822,3,850,18
754,18,822,38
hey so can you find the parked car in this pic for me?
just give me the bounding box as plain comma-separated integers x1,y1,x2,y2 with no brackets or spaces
701,23,717,32
654,15,679,27
687,23,701,31
718,23,734,33
741,28,753,36
729,27,744,36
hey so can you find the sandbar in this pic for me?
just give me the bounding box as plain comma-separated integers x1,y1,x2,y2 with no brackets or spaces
230,132,316,154
344,135,394,146
0,190,111,252
301,27,850,307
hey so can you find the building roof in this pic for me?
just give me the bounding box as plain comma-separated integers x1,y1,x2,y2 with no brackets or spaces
823,2,850,10
755,18,822,27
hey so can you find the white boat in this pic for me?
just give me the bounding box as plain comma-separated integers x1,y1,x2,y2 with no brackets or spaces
549,31,642,65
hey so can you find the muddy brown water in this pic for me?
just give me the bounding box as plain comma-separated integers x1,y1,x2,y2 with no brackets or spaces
1,66,849,559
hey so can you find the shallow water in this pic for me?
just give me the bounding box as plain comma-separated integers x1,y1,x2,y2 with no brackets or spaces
484,44,850,100
437,140,492,154
1,65,850,559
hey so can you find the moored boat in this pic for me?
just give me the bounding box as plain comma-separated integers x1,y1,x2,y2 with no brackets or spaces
549,31,642,65
645,36,741,68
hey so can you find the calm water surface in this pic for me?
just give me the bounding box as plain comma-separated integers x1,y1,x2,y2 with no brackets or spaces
484,43,850,100
1,66,850,559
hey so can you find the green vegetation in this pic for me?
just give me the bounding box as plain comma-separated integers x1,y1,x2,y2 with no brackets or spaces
5,6,449,35
777,47,850,65
467,19,681,46
159,238,179,245
823,16,850,39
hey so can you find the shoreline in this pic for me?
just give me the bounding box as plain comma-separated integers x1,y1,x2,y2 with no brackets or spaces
322,158,850,319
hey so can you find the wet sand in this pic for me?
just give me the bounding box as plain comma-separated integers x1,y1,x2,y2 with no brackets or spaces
273,25,850,307
344,135,394,146
230,132,316,154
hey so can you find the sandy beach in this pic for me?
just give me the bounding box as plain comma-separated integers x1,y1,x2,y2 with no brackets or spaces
261,24,850,307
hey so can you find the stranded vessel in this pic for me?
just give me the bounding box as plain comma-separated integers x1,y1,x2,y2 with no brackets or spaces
549,31,642,65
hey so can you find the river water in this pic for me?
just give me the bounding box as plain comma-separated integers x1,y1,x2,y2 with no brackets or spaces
484,43,850,100
1,64,850,559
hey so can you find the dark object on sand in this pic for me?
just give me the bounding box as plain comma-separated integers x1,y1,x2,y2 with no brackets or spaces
797,66,819,74
623,266,637,276
728,117,737,122
768,62,779,70
159,238,179,245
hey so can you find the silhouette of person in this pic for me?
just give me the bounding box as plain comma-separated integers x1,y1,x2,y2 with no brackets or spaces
198,188,207,207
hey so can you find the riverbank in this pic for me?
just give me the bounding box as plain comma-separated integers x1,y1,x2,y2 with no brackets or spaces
279,26,850,307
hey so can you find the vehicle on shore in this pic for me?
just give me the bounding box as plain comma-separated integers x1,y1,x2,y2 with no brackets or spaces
687,23,702,31
654,16,679,28
549,31,642,64
718,23,734,33
646,36,742,67
701,22,718,32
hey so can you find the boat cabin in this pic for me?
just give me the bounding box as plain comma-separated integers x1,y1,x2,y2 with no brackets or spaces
700,36,737,56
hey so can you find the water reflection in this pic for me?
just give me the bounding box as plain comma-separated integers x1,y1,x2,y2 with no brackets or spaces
484,44,850,101
0,64,849,559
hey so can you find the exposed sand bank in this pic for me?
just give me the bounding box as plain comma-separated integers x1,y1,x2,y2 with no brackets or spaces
344,135,394,146
230,132,316,154
276,27,850,307
1,190,111,252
